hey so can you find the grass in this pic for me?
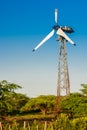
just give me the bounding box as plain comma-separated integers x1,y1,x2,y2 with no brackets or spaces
3,113,55,123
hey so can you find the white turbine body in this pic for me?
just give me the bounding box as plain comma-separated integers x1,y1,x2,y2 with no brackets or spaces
57,28,74,44
33,9,75,51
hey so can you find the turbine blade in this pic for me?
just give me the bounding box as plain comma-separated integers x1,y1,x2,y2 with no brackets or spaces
55,9,58,24
57,28,75,45
33,29,55,51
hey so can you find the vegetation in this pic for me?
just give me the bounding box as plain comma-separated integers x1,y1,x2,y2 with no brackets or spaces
1,116,87,130
0,80,29,116
54,114,87,130
21,95,56,115
80,84,87,96
0,80,87,129
60,93,87,117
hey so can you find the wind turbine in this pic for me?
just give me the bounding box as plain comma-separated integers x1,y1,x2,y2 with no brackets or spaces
33,9,75,52
33,9,75,113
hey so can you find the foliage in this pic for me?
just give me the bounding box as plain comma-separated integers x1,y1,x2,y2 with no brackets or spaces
54,114,72,130
71,117,87,130
0,79,87,126
9,93,29,115
0,80,29,116
0,80,21,96
54,114,87,130
21,95,56,115
60,93,87,117
80,84,87,96
1,116,87,130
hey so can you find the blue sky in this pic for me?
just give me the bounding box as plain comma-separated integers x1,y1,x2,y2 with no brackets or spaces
0,0,87,97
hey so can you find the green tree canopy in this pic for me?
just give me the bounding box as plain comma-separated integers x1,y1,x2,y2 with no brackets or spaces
0,80,22,99
80,84,87,96
60,93,87,117
0,80,23,115
21,95,56,115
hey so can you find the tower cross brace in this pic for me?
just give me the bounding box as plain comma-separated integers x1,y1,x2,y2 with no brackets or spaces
56,36,70,113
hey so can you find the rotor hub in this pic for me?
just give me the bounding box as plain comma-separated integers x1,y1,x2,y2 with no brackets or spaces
53,25,60,30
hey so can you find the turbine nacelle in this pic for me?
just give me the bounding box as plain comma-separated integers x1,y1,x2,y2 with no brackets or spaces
61,26,74,33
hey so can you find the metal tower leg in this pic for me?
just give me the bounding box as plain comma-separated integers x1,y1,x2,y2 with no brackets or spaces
56,36,70,113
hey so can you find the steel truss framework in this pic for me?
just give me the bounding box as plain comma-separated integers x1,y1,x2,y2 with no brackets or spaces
56,36,70,113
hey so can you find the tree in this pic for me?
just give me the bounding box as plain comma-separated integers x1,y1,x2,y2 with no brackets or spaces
36,95,56,115
0,80,22,98
60,93,87,117
21,95,56,115
80,84,87,96
0,80,22,115
9,93,29,115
